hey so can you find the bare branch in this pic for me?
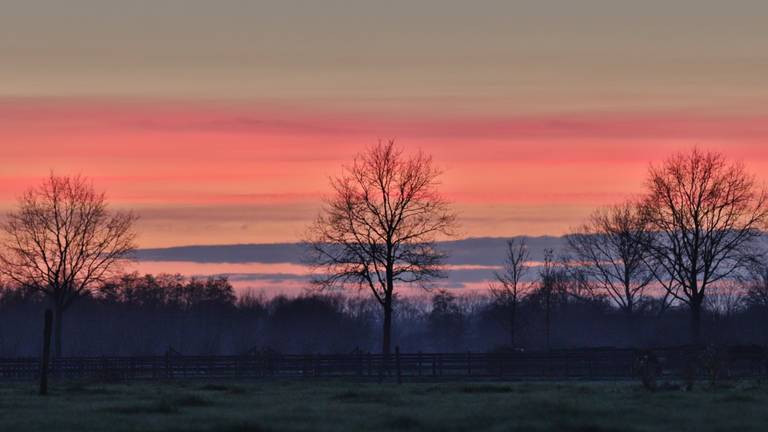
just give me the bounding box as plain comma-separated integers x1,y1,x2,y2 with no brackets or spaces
566,201,654,314
303,140,457,354
0,173,138,351
639,149,768,342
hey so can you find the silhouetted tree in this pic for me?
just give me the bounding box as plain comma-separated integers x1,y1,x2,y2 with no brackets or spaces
641,149,768,344
427,289,464,350
266,295,367,352
306,140,457,357
534,249,566,350
741,258,768,309
184,276,236,309
488,238,531,346
704,281,744,320
566,202,653,315
102,273,168,308
0,174,137,356
7,273,768,355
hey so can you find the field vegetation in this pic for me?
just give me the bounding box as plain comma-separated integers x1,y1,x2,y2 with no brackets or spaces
2,380,768,431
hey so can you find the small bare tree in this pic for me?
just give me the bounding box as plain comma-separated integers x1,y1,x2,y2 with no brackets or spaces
305,140,457,356
641,149,768,344
566,201,654,315
534,249,569,350
738,256,768,309
0,174,137,356
704,280,744,320
488,238,530,347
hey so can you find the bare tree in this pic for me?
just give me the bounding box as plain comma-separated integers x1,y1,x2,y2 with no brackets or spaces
305,140,457,357
566,201,654,315
534,249,569,350
427,289,465,351
641,149,768,344
0,174,137,356
741,258,768,309
488,238,531,347
704,280,744,320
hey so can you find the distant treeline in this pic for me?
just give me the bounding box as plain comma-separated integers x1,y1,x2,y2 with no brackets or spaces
1,272,767,357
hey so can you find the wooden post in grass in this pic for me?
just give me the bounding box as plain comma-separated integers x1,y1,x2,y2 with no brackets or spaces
417,351,422,377
467,351,472,376
367,352,372,377
164,347,173,380
499,353,504,378
39,309,53,396
395,346,402,384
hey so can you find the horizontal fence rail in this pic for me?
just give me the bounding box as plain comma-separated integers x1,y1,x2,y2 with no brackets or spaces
1,346,766,382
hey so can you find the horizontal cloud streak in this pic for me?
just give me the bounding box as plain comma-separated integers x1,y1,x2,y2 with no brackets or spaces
4,98,768,143
3,98,768,246
130,237,573,296
134,237,566,264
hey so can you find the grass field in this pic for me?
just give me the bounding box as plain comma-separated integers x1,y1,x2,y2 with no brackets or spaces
1,379,768,431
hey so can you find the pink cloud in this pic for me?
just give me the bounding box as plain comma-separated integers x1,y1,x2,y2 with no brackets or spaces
3,97,768,246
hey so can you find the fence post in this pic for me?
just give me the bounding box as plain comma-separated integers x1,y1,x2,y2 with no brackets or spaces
39,309,53,396
418,351,422,377
395,346,402,384
378,350,389,384
101,355,108,381
164,349,172,380
367,352,372,377
467,351,472,376
357,350,362,377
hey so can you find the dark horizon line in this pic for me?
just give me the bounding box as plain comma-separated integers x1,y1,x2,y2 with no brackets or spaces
133,236,569,265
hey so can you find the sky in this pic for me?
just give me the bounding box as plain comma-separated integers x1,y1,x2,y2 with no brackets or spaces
2,0,768,254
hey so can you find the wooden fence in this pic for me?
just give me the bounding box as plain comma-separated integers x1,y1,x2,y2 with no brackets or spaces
1,346,766,382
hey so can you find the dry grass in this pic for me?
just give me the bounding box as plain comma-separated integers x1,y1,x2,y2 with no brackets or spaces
1,380,767,431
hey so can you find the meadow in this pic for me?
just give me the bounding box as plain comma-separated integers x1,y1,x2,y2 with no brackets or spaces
1,380,767,431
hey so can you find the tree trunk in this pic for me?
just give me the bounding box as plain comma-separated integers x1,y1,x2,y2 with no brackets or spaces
382,297,392,356
378,294,393,383
509,301,516,347
544,291,551,350
53,305,64,358
377,251,396,383
383,256,394,357
622,292,636,345
39,309,53,396
690,300,702,345
624,309,635,347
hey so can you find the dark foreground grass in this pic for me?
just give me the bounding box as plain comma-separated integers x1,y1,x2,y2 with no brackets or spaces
1,379,768,431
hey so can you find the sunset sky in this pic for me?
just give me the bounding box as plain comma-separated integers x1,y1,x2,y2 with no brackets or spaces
2,0,768,250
